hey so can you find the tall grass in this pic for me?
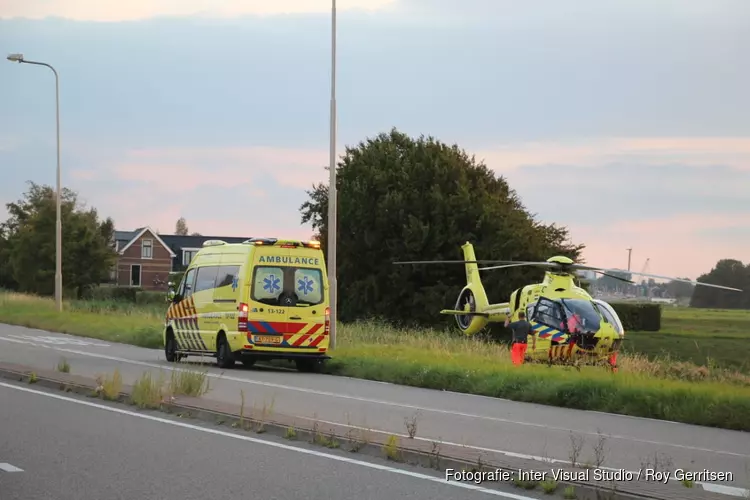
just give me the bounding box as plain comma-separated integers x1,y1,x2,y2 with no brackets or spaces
1,291,749,430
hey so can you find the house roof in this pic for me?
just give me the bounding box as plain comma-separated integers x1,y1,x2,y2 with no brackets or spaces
115,229,256,258
117,226,176,257
160,234,253,252
114,230,136,243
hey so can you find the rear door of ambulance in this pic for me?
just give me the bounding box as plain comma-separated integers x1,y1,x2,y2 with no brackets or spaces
283,243,328,353
245,240,328,352
245,241,291,347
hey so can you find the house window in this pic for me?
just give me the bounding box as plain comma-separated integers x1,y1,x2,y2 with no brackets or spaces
182,249,199,266
131,264,141,287
142,239,153,259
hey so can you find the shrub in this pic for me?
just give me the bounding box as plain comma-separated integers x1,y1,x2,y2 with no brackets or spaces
82,285,141,303
136,290,168,306
611,302,662,331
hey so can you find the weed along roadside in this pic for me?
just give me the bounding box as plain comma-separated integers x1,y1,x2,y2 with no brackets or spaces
0,365,726,500
1,291,750,431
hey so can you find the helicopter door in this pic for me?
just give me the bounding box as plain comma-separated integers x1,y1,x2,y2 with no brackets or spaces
528,297,564,330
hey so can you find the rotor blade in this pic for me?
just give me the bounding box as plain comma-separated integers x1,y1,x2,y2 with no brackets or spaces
394,259,536,265
592,270,635,284
579,266,743,292
479,262,557,271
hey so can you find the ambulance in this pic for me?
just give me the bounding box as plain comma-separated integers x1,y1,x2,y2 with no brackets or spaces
163,237,331,372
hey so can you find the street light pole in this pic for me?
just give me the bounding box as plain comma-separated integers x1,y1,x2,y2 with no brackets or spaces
7,53,63,312
327,0,338,350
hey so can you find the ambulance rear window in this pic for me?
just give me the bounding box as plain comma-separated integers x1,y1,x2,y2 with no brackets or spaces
252,266,323,306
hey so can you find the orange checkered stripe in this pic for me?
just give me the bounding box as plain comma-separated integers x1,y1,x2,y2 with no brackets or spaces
247,321,327,348
548,343,576,360
166,297,209,351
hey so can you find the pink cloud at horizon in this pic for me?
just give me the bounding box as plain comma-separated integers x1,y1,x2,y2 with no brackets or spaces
62,137,749,280
570,213,750,280
475,137,750,173
84,147,330,191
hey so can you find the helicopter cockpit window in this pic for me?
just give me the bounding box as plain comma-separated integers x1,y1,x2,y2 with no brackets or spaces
529,298,564,329
559,299,602,334
593,302,622,334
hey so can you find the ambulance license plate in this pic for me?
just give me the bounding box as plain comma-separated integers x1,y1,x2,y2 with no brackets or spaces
254,335,281,344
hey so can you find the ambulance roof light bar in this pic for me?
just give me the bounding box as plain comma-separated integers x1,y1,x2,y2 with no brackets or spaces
243,237,278,245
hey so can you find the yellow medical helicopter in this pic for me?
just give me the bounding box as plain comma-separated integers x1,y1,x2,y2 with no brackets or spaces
395,242,742,370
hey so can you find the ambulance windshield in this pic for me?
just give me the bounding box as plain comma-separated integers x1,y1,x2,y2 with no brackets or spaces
559,298,602,334
252,266,324,306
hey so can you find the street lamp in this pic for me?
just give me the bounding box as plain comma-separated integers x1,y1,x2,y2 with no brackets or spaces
7,53,63,312
327,0,338,349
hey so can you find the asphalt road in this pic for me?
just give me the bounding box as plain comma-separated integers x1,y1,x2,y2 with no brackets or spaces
0,381,543,500
1,324,749,498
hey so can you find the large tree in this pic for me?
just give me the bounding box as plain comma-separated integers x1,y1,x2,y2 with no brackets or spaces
690,259,750,309
299,129,585,327
0,181,117,298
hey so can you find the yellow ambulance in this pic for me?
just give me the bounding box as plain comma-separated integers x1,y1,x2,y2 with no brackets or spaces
163,237,331,372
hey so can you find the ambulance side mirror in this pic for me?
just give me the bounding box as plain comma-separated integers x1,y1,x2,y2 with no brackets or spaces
166,282,178,302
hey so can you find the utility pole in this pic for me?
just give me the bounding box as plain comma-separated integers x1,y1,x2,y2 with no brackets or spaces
327,0,338,350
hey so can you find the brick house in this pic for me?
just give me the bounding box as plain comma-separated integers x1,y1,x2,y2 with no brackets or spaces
113,227,176,291
112,227,252,291
159,233,252,272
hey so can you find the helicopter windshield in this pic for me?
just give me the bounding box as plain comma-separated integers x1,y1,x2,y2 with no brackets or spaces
558,298,602,334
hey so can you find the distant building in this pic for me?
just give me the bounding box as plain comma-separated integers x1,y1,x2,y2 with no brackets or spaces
111,227,252,291
576,269,598,281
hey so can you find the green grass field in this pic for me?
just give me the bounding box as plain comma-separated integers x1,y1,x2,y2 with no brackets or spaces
622,307,750,373
0,291,748,431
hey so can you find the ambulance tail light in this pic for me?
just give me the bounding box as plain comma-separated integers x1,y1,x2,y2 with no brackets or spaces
324,306,330,335
238,303,249,332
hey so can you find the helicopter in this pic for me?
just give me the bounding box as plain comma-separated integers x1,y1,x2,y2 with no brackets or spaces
395,242,743,371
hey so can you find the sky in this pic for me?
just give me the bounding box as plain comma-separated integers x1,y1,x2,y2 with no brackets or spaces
1,0,748,281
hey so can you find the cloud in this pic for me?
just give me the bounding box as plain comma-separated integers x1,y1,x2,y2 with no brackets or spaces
475,137,750,173
1,0,395,21
465,136,750,279
569,214,750,281
475,137,750,223
59,137,750,280
1,8,748,280
73,146,329,191
72,175,314,240
64,145,325,242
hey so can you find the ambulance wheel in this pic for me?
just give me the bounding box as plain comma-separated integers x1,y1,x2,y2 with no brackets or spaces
216,335,235,369
165,331,183,363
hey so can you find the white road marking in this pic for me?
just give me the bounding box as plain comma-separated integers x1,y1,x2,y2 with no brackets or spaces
0,337,32,344
0,336,748,460
701,483,750,497
2,334,749,497
7,334,109,347
0,330,718,428
303,416,750,497
0,381,535,500
0,463,23,472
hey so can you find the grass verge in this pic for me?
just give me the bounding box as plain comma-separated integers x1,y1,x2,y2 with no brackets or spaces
1,291,749,431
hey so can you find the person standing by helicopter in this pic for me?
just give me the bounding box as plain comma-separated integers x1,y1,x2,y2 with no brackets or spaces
505,312,534,365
